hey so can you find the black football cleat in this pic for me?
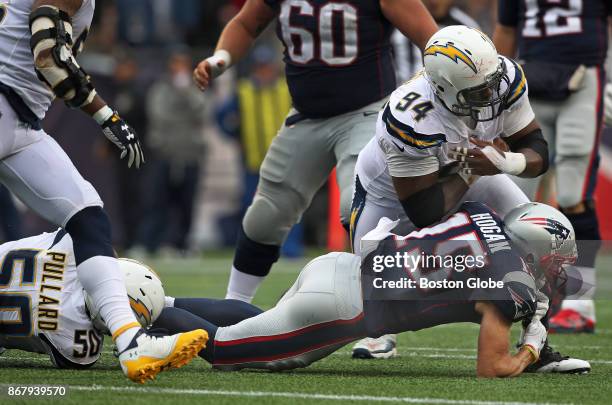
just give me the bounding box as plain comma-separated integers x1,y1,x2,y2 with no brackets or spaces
525,345,591,374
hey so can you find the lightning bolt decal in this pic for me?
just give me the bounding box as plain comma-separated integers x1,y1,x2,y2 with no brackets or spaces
424,43,478,73
129,297,152,326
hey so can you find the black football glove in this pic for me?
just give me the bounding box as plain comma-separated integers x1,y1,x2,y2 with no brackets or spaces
100,112,144,168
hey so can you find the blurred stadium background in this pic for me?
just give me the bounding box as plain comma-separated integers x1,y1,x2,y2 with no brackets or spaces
1,0,611,258
1,2,612,402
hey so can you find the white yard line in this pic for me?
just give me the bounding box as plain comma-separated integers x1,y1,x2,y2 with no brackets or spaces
66,385,570,405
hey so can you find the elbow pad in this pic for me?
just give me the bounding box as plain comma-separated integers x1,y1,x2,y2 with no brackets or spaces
509,129,549,176
400,183,446,228
29,6,95,108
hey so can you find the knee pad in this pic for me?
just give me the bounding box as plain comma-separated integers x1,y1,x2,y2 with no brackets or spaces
65,206,114,265
233,225,280,277
562,202,601,268
242,180,306,246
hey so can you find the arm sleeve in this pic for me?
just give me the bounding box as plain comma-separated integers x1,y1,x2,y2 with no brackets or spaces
498,0,520,26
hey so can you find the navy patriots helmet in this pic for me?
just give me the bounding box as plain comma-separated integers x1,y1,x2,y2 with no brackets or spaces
502,203,577,287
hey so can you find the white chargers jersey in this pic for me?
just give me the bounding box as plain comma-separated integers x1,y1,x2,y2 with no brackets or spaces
356,56,535,206
0,0,95,119
0,229,102,367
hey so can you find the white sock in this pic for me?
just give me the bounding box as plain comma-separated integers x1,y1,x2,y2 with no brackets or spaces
225,266,265,303
77,256,140,351
164,296,175,308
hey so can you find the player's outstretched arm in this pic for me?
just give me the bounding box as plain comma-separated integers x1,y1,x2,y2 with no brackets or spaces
474,302,544,378
380,0,438,51
30,0,144,168
193,0,276,91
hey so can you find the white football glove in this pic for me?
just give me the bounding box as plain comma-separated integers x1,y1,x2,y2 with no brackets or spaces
521,320,547,363
518,290,549,345
533,290,549,322
605,83,612,127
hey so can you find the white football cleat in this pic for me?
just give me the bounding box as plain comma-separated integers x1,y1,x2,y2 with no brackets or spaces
118,328,208,384
525,345,591,374
352,334,397,359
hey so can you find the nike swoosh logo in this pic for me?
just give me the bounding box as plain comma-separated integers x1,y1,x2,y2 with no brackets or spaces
391,140,405,152
363,111,379,117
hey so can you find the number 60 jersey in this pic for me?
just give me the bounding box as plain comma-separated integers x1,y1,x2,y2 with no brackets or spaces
264,0,396,118
0,230,102,368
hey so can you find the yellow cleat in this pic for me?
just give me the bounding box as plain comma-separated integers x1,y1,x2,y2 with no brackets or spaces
118,329,208,384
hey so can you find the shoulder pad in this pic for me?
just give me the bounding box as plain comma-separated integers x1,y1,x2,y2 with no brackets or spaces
502,56,528,108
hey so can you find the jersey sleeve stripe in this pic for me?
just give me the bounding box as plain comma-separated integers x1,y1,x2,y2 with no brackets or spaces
506,59,527,107
382,106,446,149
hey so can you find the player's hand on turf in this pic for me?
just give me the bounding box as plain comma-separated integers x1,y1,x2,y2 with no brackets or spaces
521,319,547,362
101,112,144,169
450,137,513,176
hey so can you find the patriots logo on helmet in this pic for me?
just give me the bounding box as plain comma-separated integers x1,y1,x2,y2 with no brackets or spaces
519,217,571,241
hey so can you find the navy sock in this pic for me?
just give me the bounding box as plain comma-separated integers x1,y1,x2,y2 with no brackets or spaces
65,207,114,265
152,307,218,362
174,298,263,327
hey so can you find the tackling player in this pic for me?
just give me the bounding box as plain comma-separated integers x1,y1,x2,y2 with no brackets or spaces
349,25,548,358
193,0,438,304
0,0,202,382
155,202,591,376
0,232,207,381
493,0,611,333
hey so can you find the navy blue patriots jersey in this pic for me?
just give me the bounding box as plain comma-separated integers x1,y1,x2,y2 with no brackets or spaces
498,0,610,66
264,0,396,118
361,202,538,337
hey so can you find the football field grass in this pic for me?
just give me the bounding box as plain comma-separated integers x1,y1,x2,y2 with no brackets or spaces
1,252,611,405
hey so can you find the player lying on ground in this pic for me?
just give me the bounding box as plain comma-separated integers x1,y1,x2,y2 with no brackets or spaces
0,230,207,383
0,0,187,383
154,202,591,376
349,24,550,357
